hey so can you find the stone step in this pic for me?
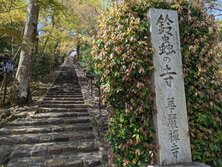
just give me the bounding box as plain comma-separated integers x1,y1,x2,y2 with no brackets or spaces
37,108,88,113
0,66,108,167
42,99,84,102
0,123,92,135
43,97,84,101
48,87,81,90
48,88,82,91
51,84,81,87
49,87,80,90
0,131,95,145
47,91,82,94
33,111,89,118
7,151,107,167
47,91,82,95
6,117,91,126
50,86,81,90
46,93,83,97
44,94,83,98
39,104,89,108
41,100,84,105
54,81,80,83
9,141,99,159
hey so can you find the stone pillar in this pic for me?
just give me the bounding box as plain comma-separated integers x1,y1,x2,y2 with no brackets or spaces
148,8,210,167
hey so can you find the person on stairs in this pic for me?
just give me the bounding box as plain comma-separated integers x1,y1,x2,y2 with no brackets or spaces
68,49,77,64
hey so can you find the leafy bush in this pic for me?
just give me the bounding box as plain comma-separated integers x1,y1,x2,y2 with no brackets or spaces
78,43,93,73
92,0,222,166
32,53,62,80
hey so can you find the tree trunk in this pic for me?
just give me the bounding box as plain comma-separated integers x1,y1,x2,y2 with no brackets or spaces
33,4,39,56
11,0,39,104
76,40,80,61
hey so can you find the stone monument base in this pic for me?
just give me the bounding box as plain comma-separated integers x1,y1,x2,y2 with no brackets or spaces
148,162,210,167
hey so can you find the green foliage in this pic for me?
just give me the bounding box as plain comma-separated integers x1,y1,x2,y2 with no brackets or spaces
92,1,157,166
0,0,101,80
32,53,63,80
29,0,101,79
217,21,222,41
79,43,93,71
0,0,26,55
92,0,222,166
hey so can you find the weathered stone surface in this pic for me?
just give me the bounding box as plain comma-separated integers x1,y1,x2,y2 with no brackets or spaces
23,135,40,144
69,132,95,141
10,146,32,158
7,161,28,167
148,162,210,167
48,146,62,155
0,127,11,135
0,145,13,164
62,143,78,153
46,158,64,167
14,118,63,126
101,154,109,164
0,136,19,145
28,127,51,133
47,118,64,125
32,146,48,156
63,117,90,124
33,111,89,118
39,135,52,143
69,133,85,141
52,134,69,142
37,108,88,113
66,160,83,167
29,162,45,167
85,133,95,140
85,159,101,167
44,97,84,101
12,128,27,134
51,126,64,132
78,142,97,152
149,8,191,165
42,100,84,105
0,123,91,136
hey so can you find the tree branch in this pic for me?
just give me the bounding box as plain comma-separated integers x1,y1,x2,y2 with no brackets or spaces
0,5,27,14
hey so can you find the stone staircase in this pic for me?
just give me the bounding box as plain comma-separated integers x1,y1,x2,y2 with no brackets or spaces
0,65,108,167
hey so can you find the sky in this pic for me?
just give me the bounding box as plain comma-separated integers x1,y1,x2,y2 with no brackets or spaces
208,0,222,20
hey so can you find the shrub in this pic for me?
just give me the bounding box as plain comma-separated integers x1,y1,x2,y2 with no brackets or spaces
92,0,222,166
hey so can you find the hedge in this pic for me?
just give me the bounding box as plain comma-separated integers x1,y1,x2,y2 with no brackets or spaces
92,0,222,166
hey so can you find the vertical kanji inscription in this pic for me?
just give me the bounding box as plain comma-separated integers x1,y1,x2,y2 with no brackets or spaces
149,8,192,166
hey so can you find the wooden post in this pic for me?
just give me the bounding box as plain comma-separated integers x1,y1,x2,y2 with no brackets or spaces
3,74,8,104
98,85,101,114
